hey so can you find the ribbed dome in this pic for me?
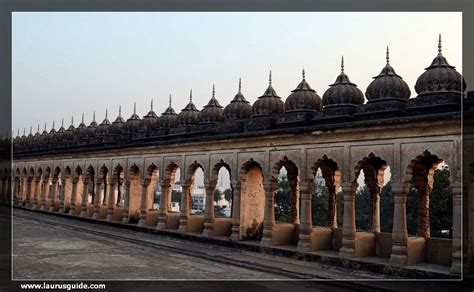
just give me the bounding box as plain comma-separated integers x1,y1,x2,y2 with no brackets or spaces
415,35,466,95
124,103,141,132
85,112,98,138
64,117,76,140
177,90,200,126
285,70,322,111
366,47,411,101
96,109,111,136
251,72,285,117
224,78,252,120
75,114,87,138
110,106,125,134
47,122,57,144
200,85,224,123
322,57,365,106
53,119,66,143
140,99,158,131
158,95,178,128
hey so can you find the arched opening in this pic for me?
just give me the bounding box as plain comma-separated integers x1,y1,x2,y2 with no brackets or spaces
21,168,27,206
69,166,83,215
49,166,61,212
138,163,159,226
156,162,181,229
82,166,95,217
60,166,72,214
214,166,232,218
106,164,124,221
240,159,265,241
93,165,109,219
404,150,452,266
179,162,205,233
125,164,141,224
33,167,43,209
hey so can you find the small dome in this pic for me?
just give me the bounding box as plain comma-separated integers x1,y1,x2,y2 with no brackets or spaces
251,71,285,117
46,122,56,144
96,109,111,136
177,90,200,126
200,85,224,123
110,106,125,134
322,57,365,106
140,99,158,131
53,119,66,143
366,47,411,101
85,112,98,138
415,35,466,95
75,114,87,138
39,123,48,144
64,118,76,140
224,78,252,120
285,69,322,112
124,103,141,132
157,95,178,128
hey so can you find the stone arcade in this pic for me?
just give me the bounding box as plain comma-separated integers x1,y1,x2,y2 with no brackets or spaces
3,38,474,277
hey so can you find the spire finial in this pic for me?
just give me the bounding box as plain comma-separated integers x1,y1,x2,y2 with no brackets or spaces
17,129,19,137
341,56,345,73
44,122,46,131
238,77,242,92
169,94,172,107
212,84,215,98
269,70,272,85
189,89,193,102
52,120,55,129
150,99,154,111
71,116,74,126
61,118,64,127
37,124,39,133
30,126,32,134
118,105,122,117
438,33,442,54
302,68,305,80
81,113,84,123
23,128,25,136
93,111,96,122
105,108,108,119
133,102,136,114
386,46,390,65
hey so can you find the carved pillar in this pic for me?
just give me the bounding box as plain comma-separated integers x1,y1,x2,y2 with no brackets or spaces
105,181,116,221
202,182,216,237
18,177,25,206
389,183,409,266
297,181,314,251
58,178,67,213
261,180,276,246
289,177,300,224
121,180,131,223
12,178,19,205
326,182,337,228
157,179,171,229
40,176,50,210
25,177,33,207
48,177,59,212
230,181,241,241
32,176,41,209
138,179,151,226
178,184,191,232
339,182,356,259
451,182,462,274
68,177,79,215
92,179,103,219
79,180,90,217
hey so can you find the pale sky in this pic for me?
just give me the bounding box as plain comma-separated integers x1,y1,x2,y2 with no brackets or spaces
12,12,462,135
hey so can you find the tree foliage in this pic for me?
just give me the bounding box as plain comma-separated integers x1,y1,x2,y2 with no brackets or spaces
171,190,182,202
274,176,291,222
223,188,233,202
214,189,222,203
312,180,329,226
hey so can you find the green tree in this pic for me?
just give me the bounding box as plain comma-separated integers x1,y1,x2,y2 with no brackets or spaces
312,180,329,226
171,190,182,202
214,189,222,203
274,176,291,222
223,188,233,202
214,205,227,217
430,168,452,238
380,181,394,233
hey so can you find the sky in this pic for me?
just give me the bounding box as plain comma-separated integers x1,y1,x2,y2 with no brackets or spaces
12,12,462,135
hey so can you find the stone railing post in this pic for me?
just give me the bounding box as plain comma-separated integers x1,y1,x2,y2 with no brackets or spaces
339,181,356,259
261,179,276,246
297,180,314,252
230,181,241,241
389,183,409,266
202,182,216,237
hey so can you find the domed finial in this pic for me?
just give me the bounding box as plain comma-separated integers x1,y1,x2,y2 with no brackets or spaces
44,122,46,131
133,102,136,114
341,56,345,73
302,68,306,80
105,108,108,119
386,46,390,65
238,77,242,92
61,118,64,127
37,124,40,133
438,33,442,54
81,113,84,123
212,84,215,98
169,94,172,107
93,111,96,122
269,70,272,85
118,105,122,117
52,120,55,129
150,98,154,111
70,116,74,126
189,89,193,102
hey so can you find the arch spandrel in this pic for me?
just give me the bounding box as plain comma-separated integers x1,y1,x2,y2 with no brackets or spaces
401,141,454,184
349,145,393,183
162,156,183,181
269,149,303,180
306,147,345,183
237,152,268,181
144,156,161,176
209,153,235,182
127,158,145,180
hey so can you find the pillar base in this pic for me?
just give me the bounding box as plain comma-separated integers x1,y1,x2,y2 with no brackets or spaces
92,211,101,219
339,247,355,259
105,210,114,221
156,214,167,230
389,254,408,266
48,206,54,212
450,257,462,274
296,233,311,252
178,216,188,232
260,236,273,247
202,222,214,237
137,215,146,226
122,214,129,224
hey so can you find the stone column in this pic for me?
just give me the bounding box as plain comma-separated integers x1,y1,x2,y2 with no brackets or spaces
157,179,171,229
18,177,25,206
230,181,241,241
326,183,338,228
79,181,90,217
48,177,59,211
92,179,103,219
32,177,41,209
138,179,151,226
339,182,356,259
58,178,67,213
372,189,381,233
12,179,19,205
389,183,409,266
202,182,216,237
121,180,131,223
415,178,431,239
68,177,79,215
261,180,276,246
39,176,50,211
178,184,191,232
289,178,300,224
105,181,116,221
451,181,462,273
297,181,314,251
25,177,33,208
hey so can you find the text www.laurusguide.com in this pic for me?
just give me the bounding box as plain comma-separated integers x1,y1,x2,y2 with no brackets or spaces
19,282,106,290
